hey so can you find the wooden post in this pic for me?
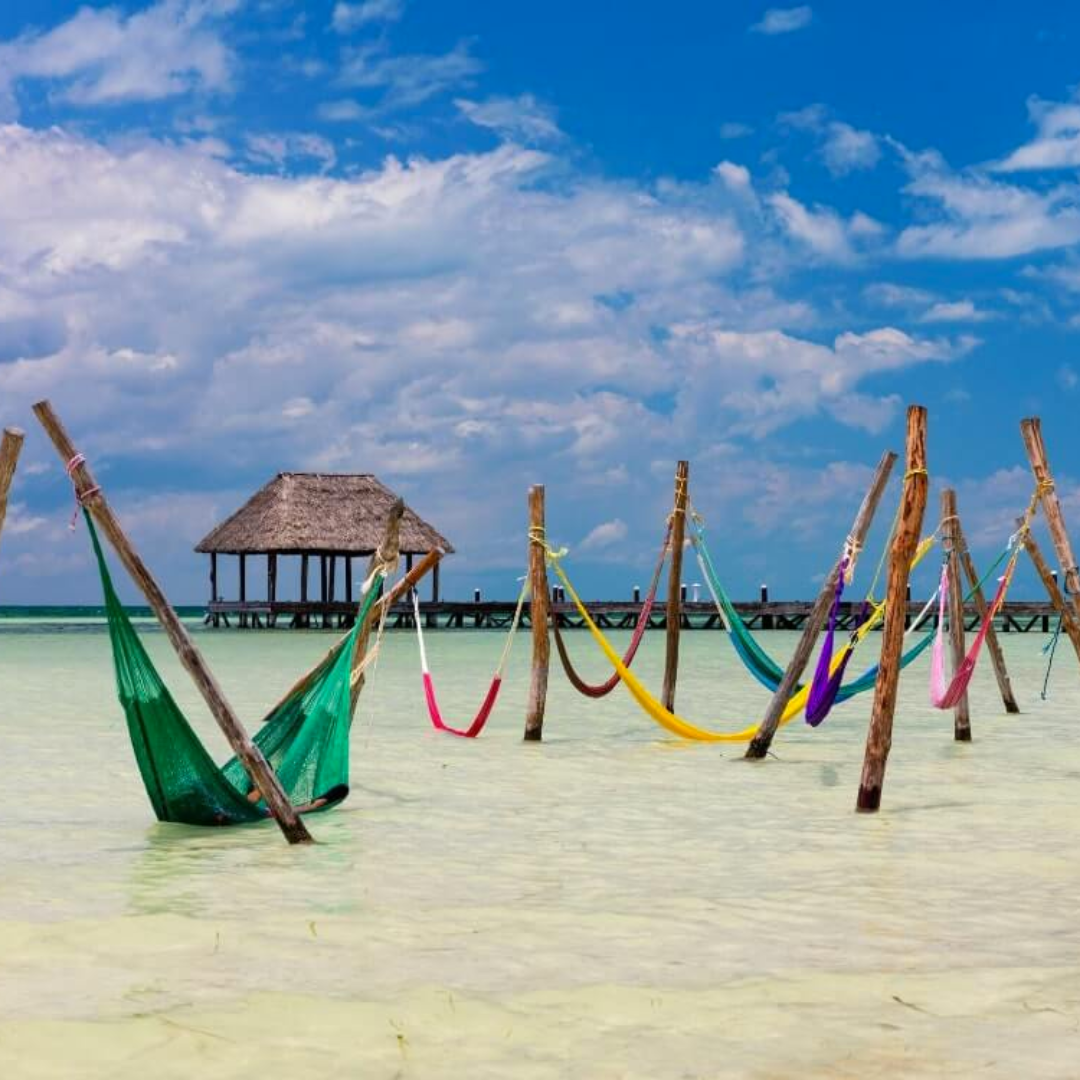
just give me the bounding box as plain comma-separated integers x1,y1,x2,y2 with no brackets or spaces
661,461,689,712
432,560,441,603
1023,527,1080,668
0,427,25,554
267,552,278,628
348,499,405,711
524,484,550,741
941,489,971,740
747,450,897,759
857,405,928,813
1020,418,1080,629
954,511,1019,714
300,554,309,601
32,400,312,845
344,556,353,603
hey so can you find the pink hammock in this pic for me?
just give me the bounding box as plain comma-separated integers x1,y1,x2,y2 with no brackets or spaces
930,561,1012,710
412,583,528,738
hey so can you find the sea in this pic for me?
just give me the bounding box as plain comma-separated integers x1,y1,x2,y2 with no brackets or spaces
1,609,1078,1078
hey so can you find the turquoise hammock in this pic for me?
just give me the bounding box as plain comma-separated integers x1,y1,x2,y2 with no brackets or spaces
87,510,380,827
690,520,938,703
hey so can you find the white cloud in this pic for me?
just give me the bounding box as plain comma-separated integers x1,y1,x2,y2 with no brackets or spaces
767,192,883,261
895,145,1080,259
719,121,754,139
750,6,813,35
821,121,880,176
456,94,562,143
338,40,482,112
919,300,994,323
995,95,1080,172
0,0,234,116
245,133,337,173
579,519,628,552
331,0,406,34
714,160,752,192
863,282,936,308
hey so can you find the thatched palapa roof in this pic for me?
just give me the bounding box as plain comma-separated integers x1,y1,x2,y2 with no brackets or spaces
195,473,453,556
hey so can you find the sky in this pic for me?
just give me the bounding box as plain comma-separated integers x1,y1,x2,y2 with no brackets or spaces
2,0,1080,605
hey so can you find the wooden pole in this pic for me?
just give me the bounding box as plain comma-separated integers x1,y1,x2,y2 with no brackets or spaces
32,400,312,845
746,450,897,759
1020,417,1080,628
954,511,1019,714
524,484,550,741
661,461,689,712
349,499,405,711
941,489,971,740
1022,526,1080,667
857,405,928,813
0,427,25,554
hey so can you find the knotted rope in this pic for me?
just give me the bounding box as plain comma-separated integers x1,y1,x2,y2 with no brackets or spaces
65,453,101,531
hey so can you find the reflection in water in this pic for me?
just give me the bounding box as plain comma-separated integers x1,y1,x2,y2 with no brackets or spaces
1,622,1079,1077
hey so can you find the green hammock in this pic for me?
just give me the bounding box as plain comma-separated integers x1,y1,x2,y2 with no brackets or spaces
87,510,379,827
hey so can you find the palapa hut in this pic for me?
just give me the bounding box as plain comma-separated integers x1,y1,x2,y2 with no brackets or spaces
195,472,453,627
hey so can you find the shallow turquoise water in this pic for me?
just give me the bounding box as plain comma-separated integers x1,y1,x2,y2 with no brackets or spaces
1,619,1079,1078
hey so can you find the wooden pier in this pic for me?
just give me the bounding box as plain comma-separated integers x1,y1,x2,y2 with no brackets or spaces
205,596,1064,633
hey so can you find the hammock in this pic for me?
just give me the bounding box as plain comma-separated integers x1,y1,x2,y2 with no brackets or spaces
929,489,1038,711
929,555,1016,710
412,581,528,737
552,524,670,698
87,511,380,826
804,556,859,726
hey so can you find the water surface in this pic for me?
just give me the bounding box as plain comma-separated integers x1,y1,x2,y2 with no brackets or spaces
1,619,1078,1078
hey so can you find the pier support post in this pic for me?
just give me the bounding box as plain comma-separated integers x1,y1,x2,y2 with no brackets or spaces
0,427,25,554
32,400,312,845
954,509,1018,713
1022,528,1080,668
747,450,896,759
662,461,689,712
941,489,971,740
857,405,928,813
524,484,550,741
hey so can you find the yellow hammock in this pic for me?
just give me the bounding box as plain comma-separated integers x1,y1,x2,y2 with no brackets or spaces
545,536,936,743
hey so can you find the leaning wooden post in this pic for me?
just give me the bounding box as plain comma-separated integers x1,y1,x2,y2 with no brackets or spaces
954,511,1019,713
1020,418,1080,630
0,427,25,554
857,405,928,813
348,499,404,711
746,450,896,759
32,401,312,845
661,461,689,712
941,489,971,740
524,484,550,741
1022,526,1080,668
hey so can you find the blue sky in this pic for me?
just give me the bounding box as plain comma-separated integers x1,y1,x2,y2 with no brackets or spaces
1,0,1080,604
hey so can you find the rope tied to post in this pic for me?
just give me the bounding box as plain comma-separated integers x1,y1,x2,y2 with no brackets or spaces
65,453,101,530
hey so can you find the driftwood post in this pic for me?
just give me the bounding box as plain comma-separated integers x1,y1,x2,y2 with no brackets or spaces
857,405,928,813
0,427,25,553
32,400,312,845
661,461,689,712
1022,526,1080,667
1020,418,1080,631
524,484,550,741
746,449,896,759
941,489,971,740
954,511,1019,713
348,499,404,711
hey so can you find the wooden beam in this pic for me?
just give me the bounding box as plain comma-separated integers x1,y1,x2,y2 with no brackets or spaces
0,427,25,554
32,400,312,845
941,489,971,740
747,449,896,759
954,509,1019,714
661,461,689,712
1022,526,1080,668
1020,417,1080,628
524,484,550,740
857,405,929,813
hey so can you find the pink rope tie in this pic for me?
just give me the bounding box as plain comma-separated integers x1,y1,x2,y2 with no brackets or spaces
66,453,101,530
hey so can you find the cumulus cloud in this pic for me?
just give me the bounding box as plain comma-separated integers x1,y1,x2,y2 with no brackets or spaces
767,192,884,261
337,40,482,112
918,299,994,323
579,519,628,552
0,0,235,117
750,6,813,35
780,106,880,176
995,94,1080,172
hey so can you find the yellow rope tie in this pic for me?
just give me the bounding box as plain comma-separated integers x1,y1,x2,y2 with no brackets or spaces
904,467,928,481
